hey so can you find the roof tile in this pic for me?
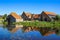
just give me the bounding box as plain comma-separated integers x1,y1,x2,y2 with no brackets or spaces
10,12,22,19
44,12,56,16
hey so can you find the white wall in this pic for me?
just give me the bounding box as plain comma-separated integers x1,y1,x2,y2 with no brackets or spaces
16,19,23,22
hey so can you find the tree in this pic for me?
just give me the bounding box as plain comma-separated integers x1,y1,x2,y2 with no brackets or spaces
2,14,7,20
55,15,60,21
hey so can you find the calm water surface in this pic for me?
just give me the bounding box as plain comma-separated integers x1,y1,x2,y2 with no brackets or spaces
0,25,60,40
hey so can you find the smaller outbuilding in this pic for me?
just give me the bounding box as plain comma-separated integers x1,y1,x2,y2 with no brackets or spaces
7,12,23,24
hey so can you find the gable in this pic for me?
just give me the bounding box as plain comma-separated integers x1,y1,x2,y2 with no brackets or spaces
10,12,22,19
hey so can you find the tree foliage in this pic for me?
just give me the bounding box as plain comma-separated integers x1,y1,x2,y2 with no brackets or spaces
55,15,60,21
2,14,7,19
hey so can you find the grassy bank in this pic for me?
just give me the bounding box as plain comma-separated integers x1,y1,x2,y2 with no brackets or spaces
0,18,4,24
13,21,60,28
1,20,60,29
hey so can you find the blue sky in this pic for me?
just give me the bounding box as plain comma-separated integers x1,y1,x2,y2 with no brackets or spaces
0,0,60,15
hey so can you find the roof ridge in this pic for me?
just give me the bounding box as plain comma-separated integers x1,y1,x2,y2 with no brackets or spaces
10,12,22,19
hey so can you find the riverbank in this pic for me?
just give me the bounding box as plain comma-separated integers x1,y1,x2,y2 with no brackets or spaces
13,21,60,28
0,21,60,36
0,21,60,28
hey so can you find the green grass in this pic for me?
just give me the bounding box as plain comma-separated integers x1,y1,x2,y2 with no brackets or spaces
0,18,4,24
14,21,60,28
0,20,60,29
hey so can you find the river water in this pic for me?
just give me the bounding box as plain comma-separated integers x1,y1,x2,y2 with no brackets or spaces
0,25,60,40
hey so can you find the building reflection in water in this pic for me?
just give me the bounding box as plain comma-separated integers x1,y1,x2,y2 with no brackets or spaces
6,24,56,36
7,24,23,33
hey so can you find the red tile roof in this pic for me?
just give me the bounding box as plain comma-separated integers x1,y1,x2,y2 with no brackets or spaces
24,12,32,16
23,12,41,18
24,12,32,18
10,12,22,19
44,12,56,16
33,14,40,18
